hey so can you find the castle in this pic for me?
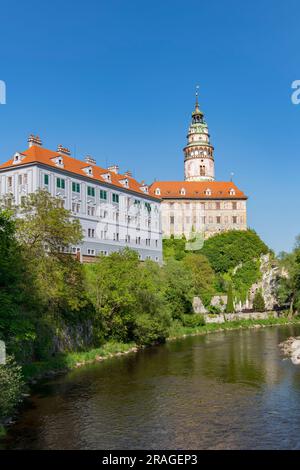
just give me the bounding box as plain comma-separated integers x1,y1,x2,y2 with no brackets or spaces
0,91,248,261
149,91,247,239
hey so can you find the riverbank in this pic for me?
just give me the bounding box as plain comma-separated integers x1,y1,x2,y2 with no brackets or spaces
2,314,300,436
23,315,300,381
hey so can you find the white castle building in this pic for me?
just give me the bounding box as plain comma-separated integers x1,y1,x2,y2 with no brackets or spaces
0,135,162,262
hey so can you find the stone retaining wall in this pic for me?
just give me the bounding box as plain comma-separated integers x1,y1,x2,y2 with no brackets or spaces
204,311,279,324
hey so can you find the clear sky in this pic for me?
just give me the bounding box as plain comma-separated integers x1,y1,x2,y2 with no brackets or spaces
0,0,299,253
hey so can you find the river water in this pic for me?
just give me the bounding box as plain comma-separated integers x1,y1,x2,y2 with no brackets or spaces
2,325,300,450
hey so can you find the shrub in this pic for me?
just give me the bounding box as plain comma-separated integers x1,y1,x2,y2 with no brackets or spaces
180,314,205,327
0,356,24,422
253,290,265,312
226,282,234,313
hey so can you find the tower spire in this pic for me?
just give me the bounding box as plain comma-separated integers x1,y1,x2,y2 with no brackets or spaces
195,85,199,109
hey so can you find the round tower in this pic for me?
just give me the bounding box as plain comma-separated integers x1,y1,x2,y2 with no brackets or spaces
184,89,215,182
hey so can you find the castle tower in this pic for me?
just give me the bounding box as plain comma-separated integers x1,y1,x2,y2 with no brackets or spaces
184,89,215,182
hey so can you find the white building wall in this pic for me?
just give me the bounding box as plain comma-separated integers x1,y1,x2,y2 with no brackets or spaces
0,164,163,262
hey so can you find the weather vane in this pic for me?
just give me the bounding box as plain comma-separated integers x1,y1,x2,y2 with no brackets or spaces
230,172,234,181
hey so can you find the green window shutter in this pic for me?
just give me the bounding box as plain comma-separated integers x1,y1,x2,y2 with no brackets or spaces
61,179,65,189
44,174,49,185
88,186,95,197
56,178,60,188
100,190,107,200
72,182,80,193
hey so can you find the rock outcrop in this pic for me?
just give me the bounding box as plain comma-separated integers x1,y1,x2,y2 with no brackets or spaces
279,336,300,365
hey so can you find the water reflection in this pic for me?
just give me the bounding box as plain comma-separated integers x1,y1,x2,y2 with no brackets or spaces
3,325,300,449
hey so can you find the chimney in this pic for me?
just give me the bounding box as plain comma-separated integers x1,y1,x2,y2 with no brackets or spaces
85,155,96,166
108,164,119,174
28,134,42,148
57,144,71,156
124,170,132,178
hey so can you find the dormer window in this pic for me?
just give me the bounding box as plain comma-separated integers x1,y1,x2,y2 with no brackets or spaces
140,185,148,194
180,188,186,196
204,188,212,196
229,188,236,196
155,188,161,195
101,173,111,182
13,152,25,165
83,166,93,177
51,156,64,168
119,178,129,188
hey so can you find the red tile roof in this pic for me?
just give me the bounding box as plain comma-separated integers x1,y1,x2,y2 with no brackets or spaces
0,145,159,200
149,181,247,200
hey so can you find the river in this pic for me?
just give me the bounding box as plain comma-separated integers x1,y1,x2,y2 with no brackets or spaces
2,324,300,450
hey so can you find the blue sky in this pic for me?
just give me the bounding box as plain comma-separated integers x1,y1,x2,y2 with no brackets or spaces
0,0,299,253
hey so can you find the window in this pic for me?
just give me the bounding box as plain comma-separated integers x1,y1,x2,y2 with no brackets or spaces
155,240,158,247
7,176,12,188
170,216,174,224
155,188,161,195
87,206,95,216
113,233,119,241
145,202,151,212
23,174,28,185
87,249,95,256
216,216,221,224
88,228,95,238
18,175,22,185
136,236,141,245
44,174,49,186
72,202,80,213
232,216,237,224
87,186,95,197
215,202,220,210
112,193,119,203
100,189,107,200
56,177,65,189
125,234,130,243
72,182,80,193
232,202,237,210
200,165,206,176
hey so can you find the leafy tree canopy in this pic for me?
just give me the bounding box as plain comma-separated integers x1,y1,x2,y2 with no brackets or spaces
199,230,269,273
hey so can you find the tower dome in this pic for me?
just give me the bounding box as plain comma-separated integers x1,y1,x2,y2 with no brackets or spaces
184,89,215,182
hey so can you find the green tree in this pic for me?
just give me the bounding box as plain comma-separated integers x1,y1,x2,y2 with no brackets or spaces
183,253,215,306
277,246,300,317
253,289,265,312
200,230,269,273
16,189,82,257
226,282,234,313
0,356,24,423
85,249,171,345
161,258,194,320
0,210,37,359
